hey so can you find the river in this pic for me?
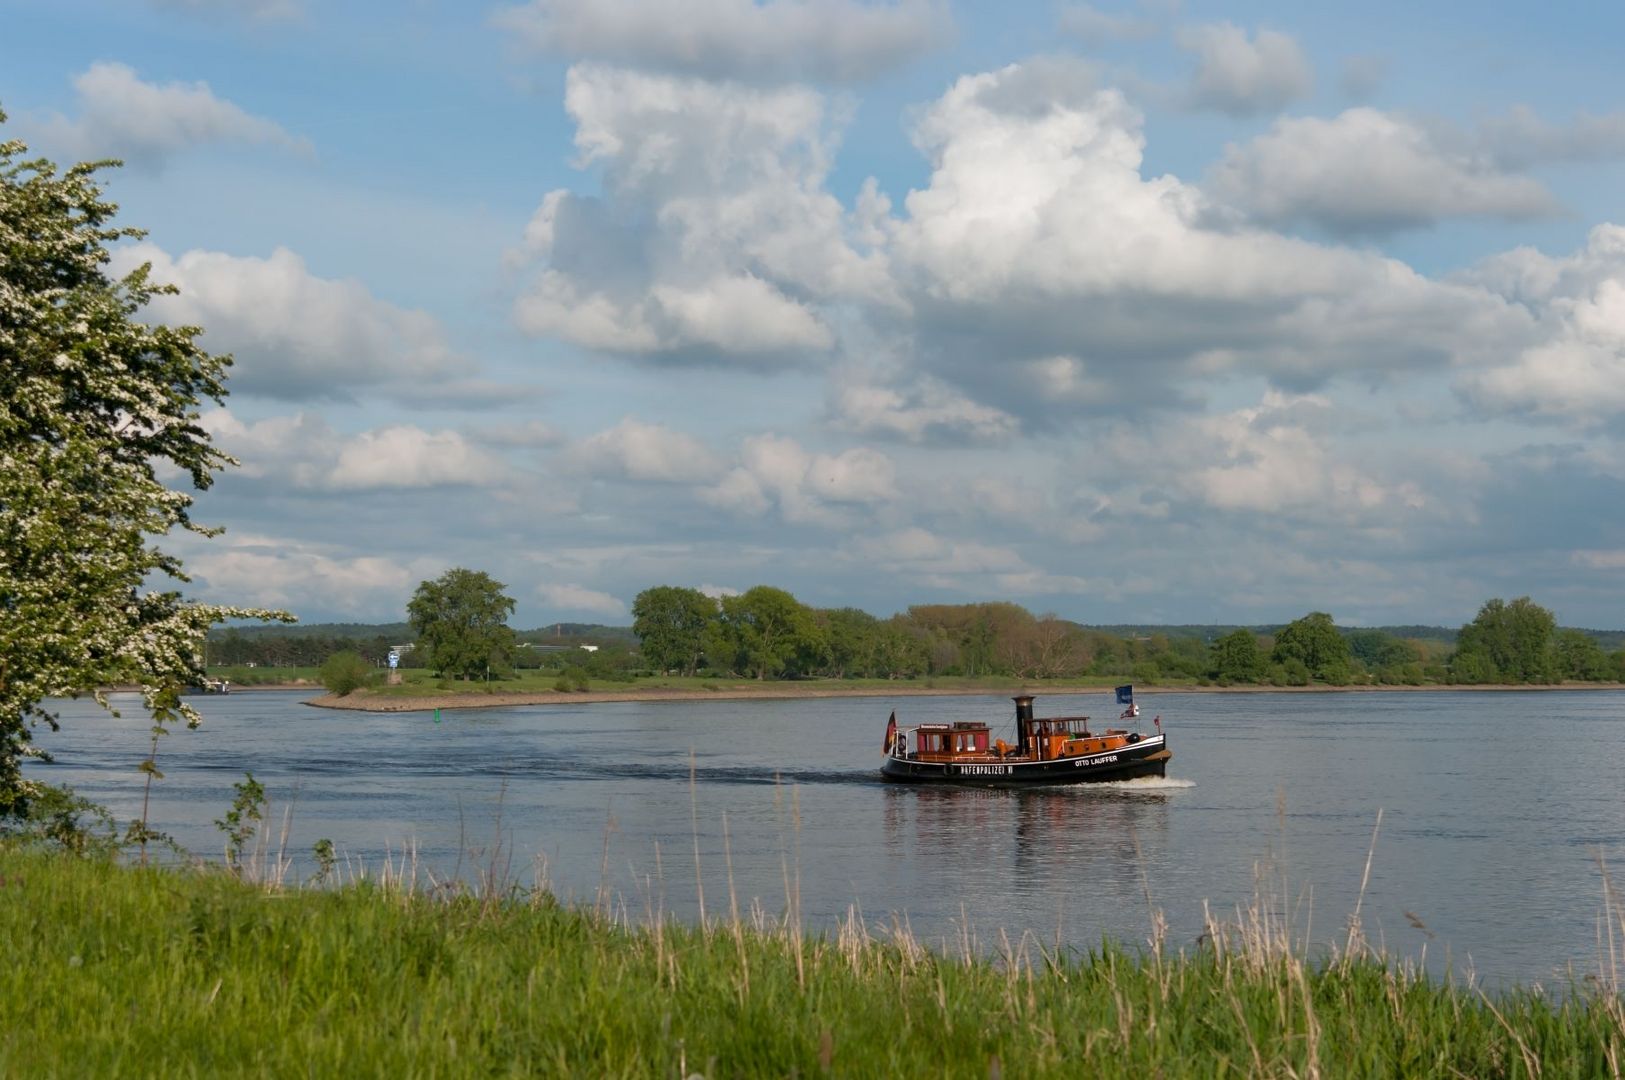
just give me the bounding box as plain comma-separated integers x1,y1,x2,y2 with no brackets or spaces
27,687,1625,990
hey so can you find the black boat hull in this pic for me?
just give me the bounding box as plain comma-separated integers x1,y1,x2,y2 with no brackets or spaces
880,734,1170,786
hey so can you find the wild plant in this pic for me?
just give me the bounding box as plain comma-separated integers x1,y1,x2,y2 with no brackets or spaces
214,771,266,872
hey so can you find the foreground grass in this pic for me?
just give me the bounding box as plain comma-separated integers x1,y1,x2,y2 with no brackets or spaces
3,848,1622,1077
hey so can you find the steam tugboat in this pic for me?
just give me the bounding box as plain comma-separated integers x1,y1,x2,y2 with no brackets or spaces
880,686,1170,786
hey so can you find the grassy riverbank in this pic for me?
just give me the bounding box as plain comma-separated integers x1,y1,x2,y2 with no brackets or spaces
3,847,1621,1077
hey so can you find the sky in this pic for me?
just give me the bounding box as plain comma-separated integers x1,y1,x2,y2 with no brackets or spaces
6,0,1625,629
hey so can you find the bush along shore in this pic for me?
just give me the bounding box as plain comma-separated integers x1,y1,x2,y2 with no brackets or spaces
4,844,1623,1077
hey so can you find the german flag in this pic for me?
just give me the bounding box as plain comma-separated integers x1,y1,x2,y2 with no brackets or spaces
883,711,897,754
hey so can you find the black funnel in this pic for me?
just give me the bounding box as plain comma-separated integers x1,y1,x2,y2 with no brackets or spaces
1013,695,1035,755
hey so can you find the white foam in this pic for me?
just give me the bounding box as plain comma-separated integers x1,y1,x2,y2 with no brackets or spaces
1067,776,1196,793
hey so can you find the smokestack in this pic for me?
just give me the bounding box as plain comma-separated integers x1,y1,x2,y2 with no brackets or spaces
1013,695,1035,756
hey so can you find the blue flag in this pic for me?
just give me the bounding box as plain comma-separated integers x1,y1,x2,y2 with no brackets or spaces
1115,684,1134,705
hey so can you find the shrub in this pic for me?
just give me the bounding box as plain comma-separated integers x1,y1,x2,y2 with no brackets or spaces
318,651,373,696
1271,658,1311,686
553,666,590,692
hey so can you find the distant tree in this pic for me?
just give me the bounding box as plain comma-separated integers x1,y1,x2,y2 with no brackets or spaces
819,607,881,678
1346,629,1419,671
631,586,716,676
0,113,290,823
1086,634,1132,678
1451,597,1557,684
903,603,1019,676
1031,615,1089,678
1154,635,1211,681
872,617,929,679
716,586,824,680
318,651,372,696
407,569,516,680
1552,629,1609,681
1271,612,1351,684
1210,629,1265,683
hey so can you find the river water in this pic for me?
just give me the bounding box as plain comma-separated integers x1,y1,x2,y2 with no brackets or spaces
27,688,1625,990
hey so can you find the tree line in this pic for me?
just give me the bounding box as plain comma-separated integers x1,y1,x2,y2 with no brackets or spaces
632,586,1625,686
213,569,1625,689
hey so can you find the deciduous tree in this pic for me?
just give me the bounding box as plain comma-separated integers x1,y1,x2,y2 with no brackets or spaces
716,586,824,680
407,569,516,680
1551,629,1607,681
1270,612,1351,684
1451,597,1557,684
1,114,288,822
1210,629,1265,683
819,607,880,678
631,586,716,676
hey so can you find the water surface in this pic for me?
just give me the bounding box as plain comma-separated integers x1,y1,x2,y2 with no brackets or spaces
29,688,1625,989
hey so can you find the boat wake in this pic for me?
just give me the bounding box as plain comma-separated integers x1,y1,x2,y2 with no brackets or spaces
1061,776,1195,794
507,759,881,788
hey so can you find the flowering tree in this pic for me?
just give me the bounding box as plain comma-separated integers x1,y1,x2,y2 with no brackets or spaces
0,111,289,823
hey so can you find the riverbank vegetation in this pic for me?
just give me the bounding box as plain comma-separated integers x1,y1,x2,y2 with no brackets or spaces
219,579,1625,700
4,844,1622,1077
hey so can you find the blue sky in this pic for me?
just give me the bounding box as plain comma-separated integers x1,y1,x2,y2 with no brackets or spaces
7,0,1625,629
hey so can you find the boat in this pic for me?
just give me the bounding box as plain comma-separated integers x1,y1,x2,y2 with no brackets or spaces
880,686,1170,786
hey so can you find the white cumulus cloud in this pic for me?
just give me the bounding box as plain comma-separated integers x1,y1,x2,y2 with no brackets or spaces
831,370,1019,444
537,583,627,617
510,64,889,363
202,410,511,493
704,434,897,525
1211,108,1559,234
887,59,1523,422
182,532,434,614
1176,22,1312,116
576,418,724,483
39,61,309,166
112,242,475,402
1457,225,1625,424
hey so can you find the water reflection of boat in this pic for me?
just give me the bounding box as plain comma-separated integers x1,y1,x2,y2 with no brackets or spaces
881,688,1170,786
880,783,1175,905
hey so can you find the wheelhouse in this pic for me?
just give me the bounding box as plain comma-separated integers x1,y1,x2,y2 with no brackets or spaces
909,721,993,758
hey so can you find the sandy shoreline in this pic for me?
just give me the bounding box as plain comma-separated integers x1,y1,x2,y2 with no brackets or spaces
299,679,1625,713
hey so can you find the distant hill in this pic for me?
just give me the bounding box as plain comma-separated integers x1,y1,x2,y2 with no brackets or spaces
517,623,639,646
